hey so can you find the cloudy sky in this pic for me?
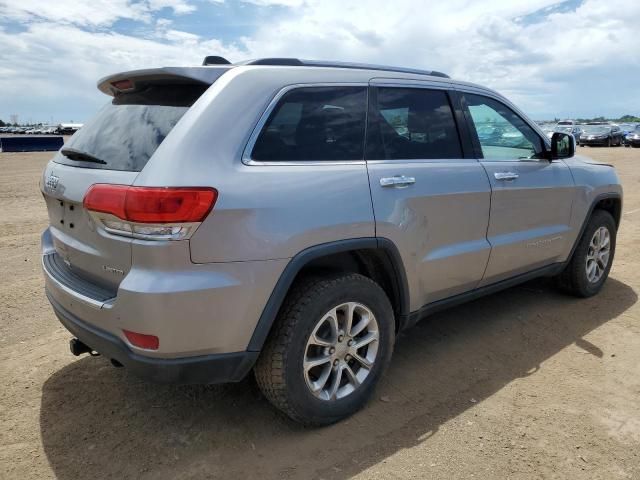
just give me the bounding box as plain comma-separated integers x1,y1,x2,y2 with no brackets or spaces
0,0,638,124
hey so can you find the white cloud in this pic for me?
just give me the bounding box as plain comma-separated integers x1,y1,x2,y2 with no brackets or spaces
0,20,244,122
0,0,197,27
0,0,149,26
1,0,639,122
241,0,306,6
240,0,640,117
146,0,198,15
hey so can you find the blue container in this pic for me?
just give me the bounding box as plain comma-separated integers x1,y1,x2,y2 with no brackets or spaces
0,136,64,152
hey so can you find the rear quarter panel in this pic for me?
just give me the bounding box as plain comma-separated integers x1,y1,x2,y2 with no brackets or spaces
135,67,377,262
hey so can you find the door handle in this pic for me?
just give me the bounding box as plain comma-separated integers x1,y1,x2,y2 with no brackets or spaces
380,175,416,188
494,172,519,181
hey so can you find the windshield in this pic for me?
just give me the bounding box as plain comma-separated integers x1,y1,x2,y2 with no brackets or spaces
555,126,573,133
582,125,611,134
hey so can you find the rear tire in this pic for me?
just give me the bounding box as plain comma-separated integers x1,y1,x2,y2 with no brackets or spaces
254,273,395,426
556,210,616,297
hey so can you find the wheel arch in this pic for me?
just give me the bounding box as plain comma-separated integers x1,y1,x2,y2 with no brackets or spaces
566,192,622,264
246,238,410,352
593,195,622,229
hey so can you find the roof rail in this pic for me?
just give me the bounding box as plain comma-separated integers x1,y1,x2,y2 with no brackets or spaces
229,57,450,78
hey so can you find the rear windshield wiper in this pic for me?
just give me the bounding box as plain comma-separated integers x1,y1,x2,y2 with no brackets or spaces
60,147,107,165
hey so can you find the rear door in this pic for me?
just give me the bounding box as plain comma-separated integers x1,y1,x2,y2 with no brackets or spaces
459,91,575,286
365,81,492,309
42,80,209,290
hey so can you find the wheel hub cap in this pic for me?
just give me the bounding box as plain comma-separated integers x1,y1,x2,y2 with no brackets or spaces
586,226,611,283
303,302,379,401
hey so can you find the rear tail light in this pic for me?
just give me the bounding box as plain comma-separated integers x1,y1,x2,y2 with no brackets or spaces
83,185,217,240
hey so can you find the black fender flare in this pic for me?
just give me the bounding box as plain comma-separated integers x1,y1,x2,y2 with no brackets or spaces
246,237,409,352
565,192,622,262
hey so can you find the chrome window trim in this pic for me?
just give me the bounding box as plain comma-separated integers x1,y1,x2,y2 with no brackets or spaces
365,158,479,165
241,82,369,166
368,77,453,90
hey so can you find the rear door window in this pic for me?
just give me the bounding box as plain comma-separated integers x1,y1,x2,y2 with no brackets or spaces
251,86,367,162
54,84,207,172
366,87,463,160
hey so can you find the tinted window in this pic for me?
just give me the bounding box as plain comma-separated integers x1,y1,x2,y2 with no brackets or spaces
464,94,543,161
54,84,207,172
366,88,462,160
252,87,367,161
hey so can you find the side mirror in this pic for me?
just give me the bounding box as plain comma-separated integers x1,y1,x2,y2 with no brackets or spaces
550,132,575,159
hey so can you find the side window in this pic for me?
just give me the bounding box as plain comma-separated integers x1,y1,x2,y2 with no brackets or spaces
366,88,462,160
464,93,544,161
251,86,367,162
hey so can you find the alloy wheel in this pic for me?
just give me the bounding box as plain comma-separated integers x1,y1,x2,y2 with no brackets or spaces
586,226,611,283
303,302,379,401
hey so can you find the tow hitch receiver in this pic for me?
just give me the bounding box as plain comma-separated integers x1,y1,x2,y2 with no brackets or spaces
69,338,96,356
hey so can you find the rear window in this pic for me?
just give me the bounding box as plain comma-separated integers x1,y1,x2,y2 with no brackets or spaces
54,84,207,171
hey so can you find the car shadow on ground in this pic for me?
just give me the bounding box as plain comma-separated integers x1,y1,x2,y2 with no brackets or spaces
40,277,637,479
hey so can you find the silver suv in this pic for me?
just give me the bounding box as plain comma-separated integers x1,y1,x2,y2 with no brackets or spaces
41,57,622,425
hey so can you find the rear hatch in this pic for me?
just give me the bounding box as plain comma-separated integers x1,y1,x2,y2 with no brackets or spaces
42,67,229,292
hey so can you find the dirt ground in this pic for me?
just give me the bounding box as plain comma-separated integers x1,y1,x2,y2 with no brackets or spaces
1,147,639,480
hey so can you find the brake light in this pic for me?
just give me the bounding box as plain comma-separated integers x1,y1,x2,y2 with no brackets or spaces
123,330,159,350
83,185,217,240
111,79,134,91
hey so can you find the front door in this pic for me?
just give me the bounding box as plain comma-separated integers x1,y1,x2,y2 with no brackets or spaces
460,92,575,286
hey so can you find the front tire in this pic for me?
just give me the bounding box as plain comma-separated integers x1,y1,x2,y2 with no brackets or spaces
556,210,616,297
254,273,395,425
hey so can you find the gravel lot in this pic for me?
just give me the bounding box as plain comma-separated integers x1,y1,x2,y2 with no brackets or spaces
1,147,639,479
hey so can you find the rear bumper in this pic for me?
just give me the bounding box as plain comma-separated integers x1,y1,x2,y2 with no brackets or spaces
41,228,288,357
47,291,258,384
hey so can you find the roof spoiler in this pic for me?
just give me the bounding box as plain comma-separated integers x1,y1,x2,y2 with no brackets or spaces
97,66,232,96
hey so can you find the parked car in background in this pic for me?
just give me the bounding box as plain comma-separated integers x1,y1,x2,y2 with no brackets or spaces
555,125,582,145
580,124,624,147
41,57,622,425
541,124,555,139
624,125,640,147
620,124,638,146
557,119,576,127
57,123,83,135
